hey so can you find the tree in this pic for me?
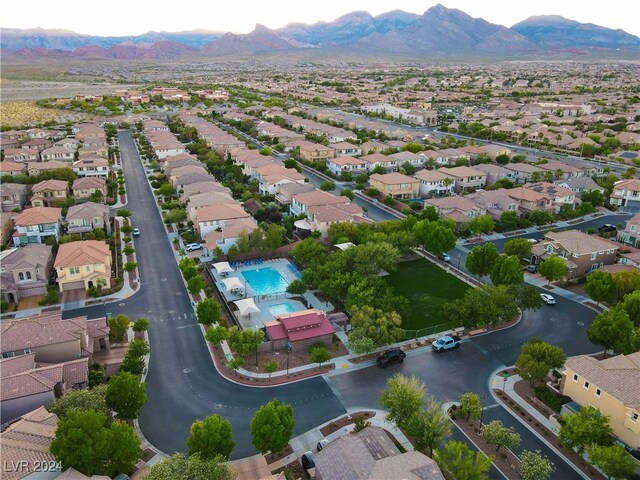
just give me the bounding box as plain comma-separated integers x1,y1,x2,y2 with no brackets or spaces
379,373,426,429
309,344,332,366
116,208,131,218
504,238,533,260
124,261,137,272
48,385,109,418
196,298,222,326
205,326,227,347
435,441,493,480
250,400,296,454
181,265,198,280
132,317,149,332
286,279,307,295
511,284,544,311
419,205,439,222
106,371,147,420
495,153,510,165
559,406,612,454
515,338,566,386
227,358,244,376
348,335,376,355
490,255,524,286
155,183,175,199
482,420,521,452
400,161,416,175
263,360,278,378
144,453,235,480
537,255,567,285
341,188,355,200
622,167,637,179
466,243,500,277
405,398,452,456
469,215,495,237
584,270,616,306
581,189,605,207
187,414,235,460
187,275,206,295
349,305,403,348
108,314,130,345
621,290,640,326
459,392,482,423
226,326,265,355
320,180,336,191
520,450,555,480
528,209,554,226
612,270,640,302
88,363,106,388
587,306,636,356
235,231,250,254
265,223,284,250
414,220,457,255
587,444,637,480
259,147,272,156
105,420,143,477
290,238,329,269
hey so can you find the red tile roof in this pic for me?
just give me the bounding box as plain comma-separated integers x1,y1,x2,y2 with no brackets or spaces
268,309,335,343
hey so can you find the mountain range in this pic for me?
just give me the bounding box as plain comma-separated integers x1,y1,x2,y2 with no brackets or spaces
2,5,639,60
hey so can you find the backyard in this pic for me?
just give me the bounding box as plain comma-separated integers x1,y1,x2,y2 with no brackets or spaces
385,258,470,332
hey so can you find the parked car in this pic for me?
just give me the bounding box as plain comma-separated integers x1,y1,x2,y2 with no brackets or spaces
132,228,140,237
598,224,617,234
526,264,538,273
540,293,556,305
301,451,316,479
527,238,539,244
376,349,406,368
432,335,462,351
185,243,203,252
441,253,451,262
316,438,329,452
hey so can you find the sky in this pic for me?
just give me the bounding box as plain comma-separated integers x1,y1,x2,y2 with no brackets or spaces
3,0,640,37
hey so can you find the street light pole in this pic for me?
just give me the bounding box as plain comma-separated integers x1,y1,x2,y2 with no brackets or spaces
457,253,462,270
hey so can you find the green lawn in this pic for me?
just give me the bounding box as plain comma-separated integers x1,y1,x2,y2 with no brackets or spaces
385,258,470,331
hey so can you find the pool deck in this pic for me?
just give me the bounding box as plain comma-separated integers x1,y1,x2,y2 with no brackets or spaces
209,258,334,330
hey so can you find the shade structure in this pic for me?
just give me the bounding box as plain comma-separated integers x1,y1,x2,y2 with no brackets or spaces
213,261,234,274
221,277,244,291
234,298,261,316
334,242,355,251
294,219,312,230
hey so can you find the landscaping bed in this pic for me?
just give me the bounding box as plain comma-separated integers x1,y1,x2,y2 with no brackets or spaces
320,411,375,436
264,444,293,464
273,460,307,480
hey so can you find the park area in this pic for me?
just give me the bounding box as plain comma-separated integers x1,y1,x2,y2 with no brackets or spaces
385,258,470,333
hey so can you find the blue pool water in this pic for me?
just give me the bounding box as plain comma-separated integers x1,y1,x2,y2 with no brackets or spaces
242,267,289,295
267,303,298,316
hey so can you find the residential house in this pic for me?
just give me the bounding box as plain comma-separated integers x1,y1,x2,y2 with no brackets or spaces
329,142,362,157
480,143,512,159
466,189,520,221
504,163,546,184
0,244,53,304
75,126,105,142
610,179,640,211
1,183,28,212
22,138,51,151
180,180,232,202
556,177,604,195
65,202,110,235
78,145,109,158
419,150,450,167
257,166,306,196
413,169,455,197
360,140,388,154
30,180,69,207
390,151,424,170
291,140,335,163
531,230,620,278
474,163,517,186
13,207,62,245
195,203,251,238
327,156,369,176
168,164,209,184
186,191,235,222
507,187,553,214
274,182,316,206
523,182,575,213
535,160,586,179
26,160,68,176
72,177,107,202
55,240,111,292
0,160,27,177
173,172,217,190
264,309,335,352
40,146,75,162
2,148,39,163
290,189,351,217
369,173,419,199
303,202,369,238
617,214,640,248
361,153,398,172
0,138,21,150
54,137,81,150
561,352,640,450
203,217,259,255
313,426,445,480
439,166,487,193
71,156,109,178
424,196,486,223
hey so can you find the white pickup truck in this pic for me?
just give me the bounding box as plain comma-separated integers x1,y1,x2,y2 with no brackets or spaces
432,335,462,351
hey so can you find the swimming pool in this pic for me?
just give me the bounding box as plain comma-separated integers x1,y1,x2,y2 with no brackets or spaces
267,302,298,316
242,267,289,296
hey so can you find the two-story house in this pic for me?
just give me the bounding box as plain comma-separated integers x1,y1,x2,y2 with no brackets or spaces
361,153,398,172
290,189,351,217
474,163,518,186
1,183,28,212
423,196,487,223
504,163,546,184
54,240,112,292
523,182,575,213
71,157,109,178
291,140,335,163
13,207,62,245
30,180,69,208
507,187,553,214
610,179,640,211
195,203,251,238
531,230,620,278
40,146,75,163
186,191,236,223
466,189,520,221
327,156,370,176
202,217,259,255
0,160,27,177
555,177,604,195
617,213,640,248
65,202,110,235
369,173,419,200
561,352,640,450
72,177,107,202
25,160,67,176
390,151,424,170
439,166,487,193
329,142,362,157
274,182,316,207
2,148,39,163
0,244,53,304
413,169,455,197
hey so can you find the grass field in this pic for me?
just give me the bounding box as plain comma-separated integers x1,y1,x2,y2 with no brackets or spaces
385,258,470,331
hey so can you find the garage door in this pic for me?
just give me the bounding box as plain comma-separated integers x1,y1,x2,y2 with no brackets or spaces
18,284,47,297
61,280,85,292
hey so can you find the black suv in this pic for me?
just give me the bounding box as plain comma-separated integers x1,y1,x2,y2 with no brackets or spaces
598,224,617,234
376,349,406,367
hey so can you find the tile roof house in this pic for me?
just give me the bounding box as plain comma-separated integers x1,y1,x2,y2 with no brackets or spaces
329,142,363,157
30,180,69,208
186,191,236,222
506,187,553,214
290,189,351,217
0,160,27,177
313,426,445,480
561,352,640,450
466,189,520,220
40,146,75,162
360,153,398,172
503,162,546,184
617,213,640,248
555,176,604,195
13,207,62,246
413,169,454,197
72,177,107,202
438,166,487,193
369,172,420,199
1,183,29,212
26,160,68,176
2,148,39,162
195,203,251,238
473,163,517,186
610,179,640,212
0,406,59,480
423,196,486,223
54,240,112,292
264,309,335,351
274,182,316,206
180,181,231,202
523,182,575,213
531,230,620,278
71,156,109,178
0,244,53,304
65,202,110,235
327,156,369,176
203,217,259,255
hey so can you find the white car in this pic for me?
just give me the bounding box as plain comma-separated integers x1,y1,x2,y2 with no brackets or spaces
441,253,451,262
185,243,203,252
540,293,556,305
132,228,141,237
